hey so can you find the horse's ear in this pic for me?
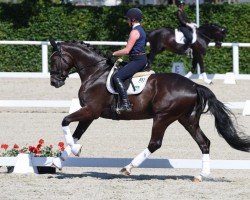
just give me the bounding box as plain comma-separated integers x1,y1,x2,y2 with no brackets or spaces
49,38,60,52
204,20,209,25
222,28,227,34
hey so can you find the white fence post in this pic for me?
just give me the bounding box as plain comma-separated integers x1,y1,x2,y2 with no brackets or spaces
232,43,239,75
42,42,48,74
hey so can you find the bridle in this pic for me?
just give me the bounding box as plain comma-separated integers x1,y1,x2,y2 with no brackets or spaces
50,44,108,82
50,51,72,81
198,25,225,46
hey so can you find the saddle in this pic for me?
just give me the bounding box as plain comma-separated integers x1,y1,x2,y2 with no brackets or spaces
106,59,155,95
175,28,197,44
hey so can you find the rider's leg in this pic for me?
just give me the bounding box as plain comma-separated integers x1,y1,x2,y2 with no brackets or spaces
113,76,132,112
180,27,193,56
113,57,147,111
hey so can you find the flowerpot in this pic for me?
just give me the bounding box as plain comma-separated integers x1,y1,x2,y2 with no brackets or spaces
37,166,56,174
7,166,14,173
6,166,56,174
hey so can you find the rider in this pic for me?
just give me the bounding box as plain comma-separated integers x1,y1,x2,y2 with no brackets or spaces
112,8,147,112
176,0,196,56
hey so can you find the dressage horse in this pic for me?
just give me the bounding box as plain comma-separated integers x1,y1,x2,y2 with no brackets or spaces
147,23,227,84
49,40,249,182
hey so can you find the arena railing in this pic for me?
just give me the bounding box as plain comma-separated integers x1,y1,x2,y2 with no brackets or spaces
0,41,249,78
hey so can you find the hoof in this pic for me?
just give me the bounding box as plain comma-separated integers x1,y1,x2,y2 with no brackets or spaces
192,175,202,182
71,144,82,157
185,71,193,78
120,168,131,176
204,80,212,85
52,157,63,171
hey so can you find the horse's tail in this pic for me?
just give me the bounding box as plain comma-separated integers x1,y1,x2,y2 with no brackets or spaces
195,84,250,152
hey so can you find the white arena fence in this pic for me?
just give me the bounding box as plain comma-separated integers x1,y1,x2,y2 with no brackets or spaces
0,156,250,170
0,99,250,116
0,41,249,79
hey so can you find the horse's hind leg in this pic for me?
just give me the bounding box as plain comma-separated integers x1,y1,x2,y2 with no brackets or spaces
178,115,211,182
120,115,172,176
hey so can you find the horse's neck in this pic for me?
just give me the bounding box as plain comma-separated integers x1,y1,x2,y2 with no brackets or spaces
78,63,109,86
198,27,212,44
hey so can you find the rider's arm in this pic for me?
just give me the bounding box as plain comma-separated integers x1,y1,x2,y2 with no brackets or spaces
177,10,187,27
113,29,140,56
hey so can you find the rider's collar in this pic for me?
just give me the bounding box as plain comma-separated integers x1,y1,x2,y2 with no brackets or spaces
133,23,140,28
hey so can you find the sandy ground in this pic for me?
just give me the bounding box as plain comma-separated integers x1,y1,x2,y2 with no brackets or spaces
0,78,250,200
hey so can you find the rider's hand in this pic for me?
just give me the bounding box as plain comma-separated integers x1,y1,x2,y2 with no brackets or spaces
187,23,196,29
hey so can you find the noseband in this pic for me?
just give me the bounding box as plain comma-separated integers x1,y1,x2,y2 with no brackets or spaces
50,51,71,81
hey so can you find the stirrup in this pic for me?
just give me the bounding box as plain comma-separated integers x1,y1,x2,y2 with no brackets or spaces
119,103,132,112
116,101,132,113
185,48,193,58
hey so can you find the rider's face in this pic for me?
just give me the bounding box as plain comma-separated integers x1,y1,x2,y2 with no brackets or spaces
179,4,184,10
127,18,132,27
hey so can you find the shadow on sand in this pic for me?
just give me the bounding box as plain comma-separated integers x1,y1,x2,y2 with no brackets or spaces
51,171,231,182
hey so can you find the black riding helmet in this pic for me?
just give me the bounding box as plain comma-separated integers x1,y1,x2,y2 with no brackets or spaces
177,0,185,6
125,8,143,22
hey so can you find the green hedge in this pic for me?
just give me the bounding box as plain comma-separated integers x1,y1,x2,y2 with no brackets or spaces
0,2,249,73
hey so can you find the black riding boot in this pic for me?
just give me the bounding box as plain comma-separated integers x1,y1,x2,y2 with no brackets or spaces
114,78,132,112
183,41,192,58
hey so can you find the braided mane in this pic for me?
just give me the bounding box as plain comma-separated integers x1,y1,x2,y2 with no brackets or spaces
66,40,114,66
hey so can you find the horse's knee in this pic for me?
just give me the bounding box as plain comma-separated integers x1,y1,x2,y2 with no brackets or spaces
148,140,162,153
62,116,71,126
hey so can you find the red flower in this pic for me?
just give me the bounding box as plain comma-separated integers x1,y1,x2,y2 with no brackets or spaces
28,146,35,152
33,148,39,154
38,139,44,145
49,145,53,149
58,142,65,151
13,144,19,149
37,144,42,149
1,144,9,150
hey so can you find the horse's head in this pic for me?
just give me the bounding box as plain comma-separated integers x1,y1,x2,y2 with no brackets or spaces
199,23,227,47
49,39,75,88
49,39,110,88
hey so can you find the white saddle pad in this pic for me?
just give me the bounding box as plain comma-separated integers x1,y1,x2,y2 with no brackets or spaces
175,28,197,44
106,67,154,95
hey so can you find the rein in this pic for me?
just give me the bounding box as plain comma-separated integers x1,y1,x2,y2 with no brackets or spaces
198,25,224,45
199,31,213,42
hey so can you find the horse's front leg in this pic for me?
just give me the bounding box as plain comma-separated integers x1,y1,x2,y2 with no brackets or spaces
60,120,93,159
52,107,95,169
185,55,198,78
197,54,212,84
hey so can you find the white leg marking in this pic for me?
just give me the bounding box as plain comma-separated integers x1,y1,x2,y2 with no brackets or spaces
200,154,210,177
62,126,74,147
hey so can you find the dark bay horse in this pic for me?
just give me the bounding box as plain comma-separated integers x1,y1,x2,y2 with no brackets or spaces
147,23,227,84
49,40,249,182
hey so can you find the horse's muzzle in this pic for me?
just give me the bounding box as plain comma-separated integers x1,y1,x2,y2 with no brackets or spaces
215,41,222,48
50,77,65,88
